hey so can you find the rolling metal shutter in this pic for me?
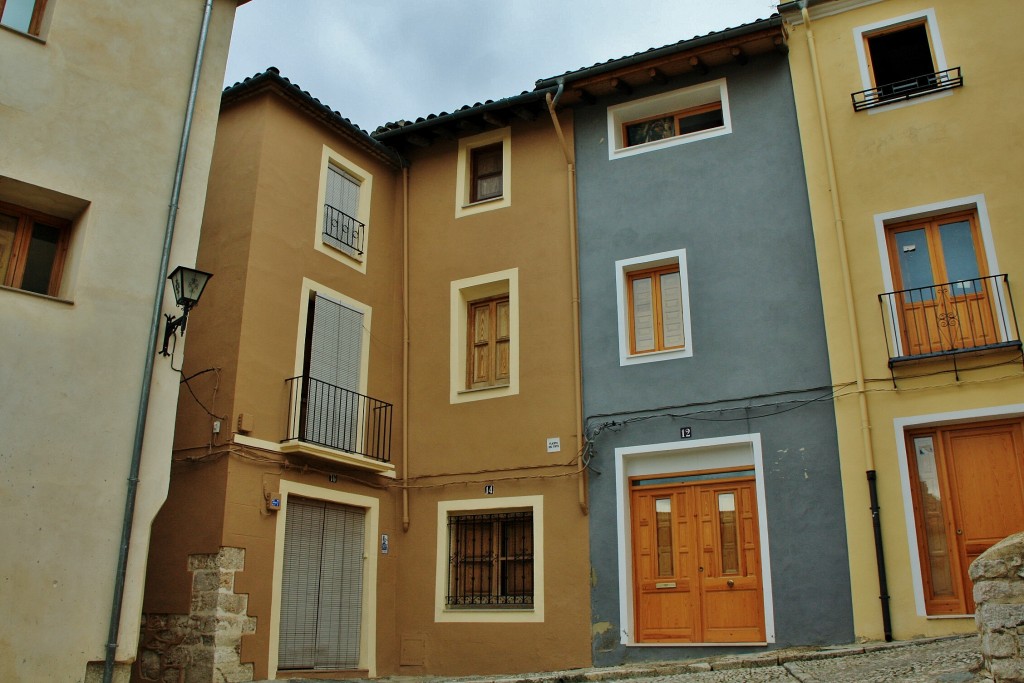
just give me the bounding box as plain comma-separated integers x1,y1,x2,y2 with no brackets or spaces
279,497,366,670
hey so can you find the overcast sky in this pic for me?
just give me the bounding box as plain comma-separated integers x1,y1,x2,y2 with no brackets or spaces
223,1,780,133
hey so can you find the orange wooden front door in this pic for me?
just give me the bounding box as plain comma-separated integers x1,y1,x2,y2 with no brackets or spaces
908,419,1024,614
631,474,765,643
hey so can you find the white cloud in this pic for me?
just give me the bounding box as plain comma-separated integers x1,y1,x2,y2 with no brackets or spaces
224,0,778,131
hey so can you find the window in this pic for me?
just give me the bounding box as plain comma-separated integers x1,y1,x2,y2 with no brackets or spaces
852,10,960,111
434,495,544,623
467,295,510,389
455,128,511,218
323,164,364,257
469,144,502,203
627,265,685,355
0,201,69,297
607,79,731,159
616,250,692,365
450,269,518,403
315,147,372,271
0,0,47,36
624,102,724,148
446,511,533,608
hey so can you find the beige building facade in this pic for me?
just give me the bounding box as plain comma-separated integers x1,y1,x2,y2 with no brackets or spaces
0,1,246,681
781,0,1024,642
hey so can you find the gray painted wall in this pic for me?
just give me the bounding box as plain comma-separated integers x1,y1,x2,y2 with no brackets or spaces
573,53,855,665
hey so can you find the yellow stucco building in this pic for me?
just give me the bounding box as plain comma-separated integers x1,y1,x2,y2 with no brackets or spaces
780,0,1024,641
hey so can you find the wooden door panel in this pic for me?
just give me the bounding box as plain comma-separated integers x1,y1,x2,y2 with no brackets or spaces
632,477,764,644
946,424,1024,592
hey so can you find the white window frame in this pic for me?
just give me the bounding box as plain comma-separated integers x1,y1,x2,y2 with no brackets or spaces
607,79,731,160
314,145,373,272
267,481,380,678
893,403,1024,619
450,268,519,403
613,434,775,646
872,195,1007,356
434,495,545,623
615,249,693,366
853,9,953,114
455,127,511,218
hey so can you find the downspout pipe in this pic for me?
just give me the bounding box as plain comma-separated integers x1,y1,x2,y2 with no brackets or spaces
103,1,215,680
402,165,411,531
545,80,588,515
800,4,891,641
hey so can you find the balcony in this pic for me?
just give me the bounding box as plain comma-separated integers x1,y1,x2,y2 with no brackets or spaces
879,274,1021,367
852,67,963,112
283,376,392,463
323,204,365,256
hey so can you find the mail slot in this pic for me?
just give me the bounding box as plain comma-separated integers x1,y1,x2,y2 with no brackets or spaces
655,582,677,589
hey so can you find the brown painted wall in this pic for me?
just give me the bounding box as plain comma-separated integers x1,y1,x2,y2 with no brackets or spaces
396,114,592,675
142,88,407,679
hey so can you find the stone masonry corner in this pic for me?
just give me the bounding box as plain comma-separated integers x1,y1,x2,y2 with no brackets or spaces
972,531,1024,682
137,547,256,683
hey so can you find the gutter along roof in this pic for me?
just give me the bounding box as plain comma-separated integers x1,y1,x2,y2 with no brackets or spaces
221,67,403,169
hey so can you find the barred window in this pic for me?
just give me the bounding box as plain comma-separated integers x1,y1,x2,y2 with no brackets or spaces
447,511,533,608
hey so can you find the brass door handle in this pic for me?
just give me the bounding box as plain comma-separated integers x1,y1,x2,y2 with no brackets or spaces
727,579,735,588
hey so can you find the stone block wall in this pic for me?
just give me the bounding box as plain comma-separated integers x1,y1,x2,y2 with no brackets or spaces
971,531,1024,682
137,547,256,683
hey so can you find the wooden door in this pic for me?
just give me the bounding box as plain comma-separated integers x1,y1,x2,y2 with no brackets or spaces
631,475,764,643
887,212,997,356
908,419,1024,614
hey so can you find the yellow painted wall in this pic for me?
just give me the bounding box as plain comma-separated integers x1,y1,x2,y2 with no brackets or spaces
783,0,1024,641
0,1,239,681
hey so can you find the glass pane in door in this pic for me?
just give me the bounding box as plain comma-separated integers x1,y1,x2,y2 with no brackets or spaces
655,498,674,576
717,492,739,575
894,228,935,299
913,436,955,598
938,220,981,294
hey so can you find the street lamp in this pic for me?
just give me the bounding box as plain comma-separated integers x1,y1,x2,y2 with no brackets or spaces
160,265,212,356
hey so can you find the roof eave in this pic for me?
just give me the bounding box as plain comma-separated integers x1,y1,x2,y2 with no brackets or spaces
220,70,403,169
534,15,784,89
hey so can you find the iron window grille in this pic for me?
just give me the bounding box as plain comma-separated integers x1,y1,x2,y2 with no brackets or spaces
447,511,533,608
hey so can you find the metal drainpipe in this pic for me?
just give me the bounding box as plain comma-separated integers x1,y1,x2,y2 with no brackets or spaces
102,1,215,680
545,81,588,515
402,165,411,531
800,4,891,641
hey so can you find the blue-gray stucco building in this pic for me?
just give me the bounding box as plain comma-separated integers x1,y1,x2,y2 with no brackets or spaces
538,16,856,665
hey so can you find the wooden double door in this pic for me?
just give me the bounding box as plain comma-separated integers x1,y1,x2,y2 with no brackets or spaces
630,472,765,643
908,418,1024,615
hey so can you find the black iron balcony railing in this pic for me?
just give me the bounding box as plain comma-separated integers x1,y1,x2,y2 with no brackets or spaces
284,375,392,462
852,67,963,111
879,274,1021,366
323,204,365,256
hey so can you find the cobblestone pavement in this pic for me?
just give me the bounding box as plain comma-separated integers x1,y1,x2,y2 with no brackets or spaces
633,636,982,683
264,634,984,683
